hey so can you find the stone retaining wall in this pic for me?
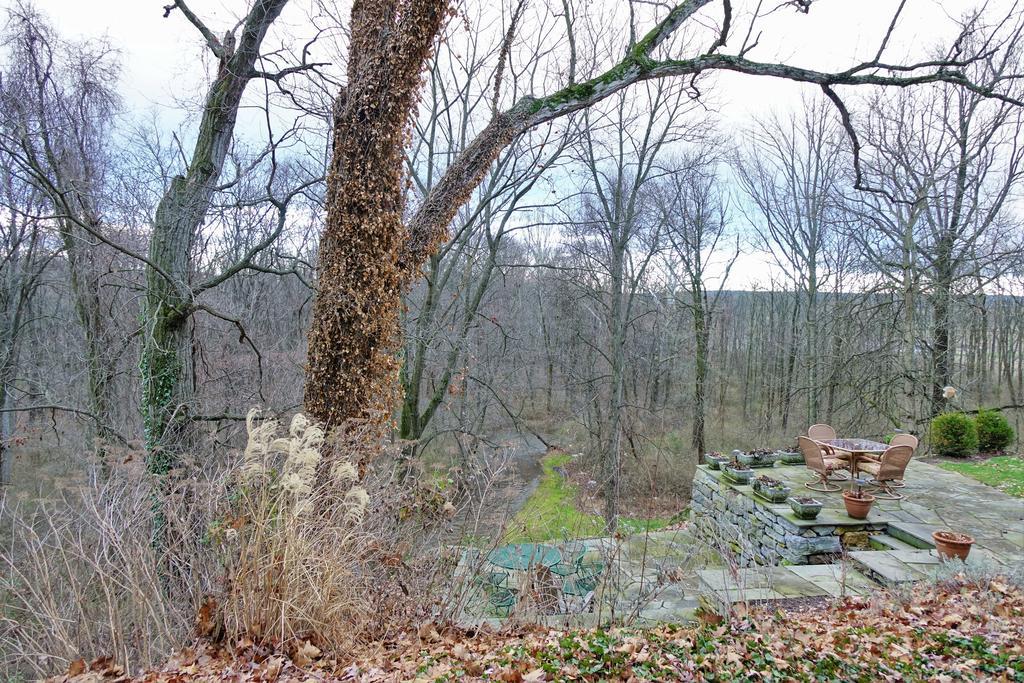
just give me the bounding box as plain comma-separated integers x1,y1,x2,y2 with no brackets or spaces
690,468,885,567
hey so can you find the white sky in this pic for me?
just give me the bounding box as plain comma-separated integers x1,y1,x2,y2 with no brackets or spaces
15,0,1019,288
23,0,997,121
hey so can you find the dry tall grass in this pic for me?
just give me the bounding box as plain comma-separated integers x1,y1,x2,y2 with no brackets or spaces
0,465,221,678
1,409,472,679
218,410,389,647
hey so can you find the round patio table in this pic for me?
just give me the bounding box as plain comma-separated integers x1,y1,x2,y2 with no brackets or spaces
821,438,887,477
487,543,561,571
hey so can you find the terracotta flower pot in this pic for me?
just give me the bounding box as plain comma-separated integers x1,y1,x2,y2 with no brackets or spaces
932,530,975,562
842,491,876,519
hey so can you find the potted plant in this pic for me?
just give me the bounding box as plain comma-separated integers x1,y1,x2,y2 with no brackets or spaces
752,475,791,503
931,530,975,562
722,459,754,484
842,479,876,519
787,496,823,520
736,448,778,469
704,451,730,470
777,448,804,465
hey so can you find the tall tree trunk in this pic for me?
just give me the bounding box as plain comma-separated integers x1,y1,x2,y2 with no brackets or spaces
691,288,708,458
930,278,953,415
806,270,819,425
605,240,626,532
304,2,450,438
900,234,918,430
142,0,289,472
0,369,16,485
781,299,799,431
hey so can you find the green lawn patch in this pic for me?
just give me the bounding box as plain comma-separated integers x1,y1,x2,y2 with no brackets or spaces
939,455,1024,497
504,452,671,542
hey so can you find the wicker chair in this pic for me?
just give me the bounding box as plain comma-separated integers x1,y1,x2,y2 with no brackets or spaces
807,423,850,467
807,424,837,441
862,434,917,488
797,436,850,492
889,434,919,449
858,444,914,500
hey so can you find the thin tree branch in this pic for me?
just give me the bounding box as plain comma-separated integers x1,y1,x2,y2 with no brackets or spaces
162,1,226,59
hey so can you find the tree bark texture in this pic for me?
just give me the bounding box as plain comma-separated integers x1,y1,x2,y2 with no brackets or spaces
142,0,289,473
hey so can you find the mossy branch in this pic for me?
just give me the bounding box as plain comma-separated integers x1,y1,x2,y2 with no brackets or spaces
405,1,1023,270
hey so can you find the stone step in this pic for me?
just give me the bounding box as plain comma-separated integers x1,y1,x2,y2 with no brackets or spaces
696,563,878,615
885,522,938,550
868,533,919,552
849,549,939,585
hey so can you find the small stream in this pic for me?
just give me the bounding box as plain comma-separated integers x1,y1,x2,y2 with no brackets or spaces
445,431,551,540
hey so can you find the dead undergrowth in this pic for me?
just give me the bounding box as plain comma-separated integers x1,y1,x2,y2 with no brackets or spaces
46,572,1024,681
1,410,475,680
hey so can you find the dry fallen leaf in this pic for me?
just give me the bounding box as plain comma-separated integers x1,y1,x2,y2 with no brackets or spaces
67,659,86,677
417,622,441,643
293,640,322,668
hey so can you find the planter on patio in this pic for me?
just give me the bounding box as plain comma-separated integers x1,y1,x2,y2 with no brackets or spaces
777,449,804,465
704,451,730,470
752,475,791,503
787,496,823,520
842,490,876,519
736,448,778,469
722,463,754,484
932,530,975,562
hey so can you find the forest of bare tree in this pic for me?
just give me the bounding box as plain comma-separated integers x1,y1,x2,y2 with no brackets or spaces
0,0,1022,679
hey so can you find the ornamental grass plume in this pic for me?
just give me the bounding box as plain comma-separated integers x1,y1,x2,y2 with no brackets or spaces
276,413,325,504
241,409,278,481
221,409,427,650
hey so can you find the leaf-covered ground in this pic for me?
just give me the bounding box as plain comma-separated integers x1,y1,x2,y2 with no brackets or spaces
51,578,1023,682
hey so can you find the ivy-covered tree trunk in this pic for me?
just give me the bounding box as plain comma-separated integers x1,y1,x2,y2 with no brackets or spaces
141,184,196,471
304,1,451,434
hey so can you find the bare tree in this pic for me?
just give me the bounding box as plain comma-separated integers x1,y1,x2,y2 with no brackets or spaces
560,78,694,530
0,150,55,484
142,0,326,474
853,31,1024,420
399,14,569,456
305,0,1024,438
0,3,123,451
657,153,737,458
734,98,847,428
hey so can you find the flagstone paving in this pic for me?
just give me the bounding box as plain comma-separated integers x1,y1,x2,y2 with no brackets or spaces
454,460,1022,624
696,564,878,614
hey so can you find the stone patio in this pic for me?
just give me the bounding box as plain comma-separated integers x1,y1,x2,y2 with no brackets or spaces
453,528,719,627
697,562,878,614
454,459,1022,625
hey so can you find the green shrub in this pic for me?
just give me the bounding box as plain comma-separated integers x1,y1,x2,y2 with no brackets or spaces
974,409,1014,452
930,412,978,458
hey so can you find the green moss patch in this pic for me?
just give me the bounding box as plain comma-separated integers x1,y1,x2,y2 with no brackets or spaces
504,452,671,542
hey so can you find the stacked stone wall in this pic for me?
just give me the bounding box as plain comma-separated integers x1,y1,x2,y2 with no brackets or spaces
690,468,885,567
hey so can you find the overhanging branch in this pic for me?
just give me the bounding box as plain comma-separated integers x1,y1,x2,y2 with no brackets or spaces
404,0,1023,284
